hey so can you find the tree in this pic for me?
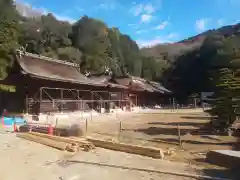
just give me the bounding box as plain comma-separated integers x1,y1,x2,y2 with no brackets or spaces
0,0,20,79
57,47,82,63
208,35,240,126
71,16,111,73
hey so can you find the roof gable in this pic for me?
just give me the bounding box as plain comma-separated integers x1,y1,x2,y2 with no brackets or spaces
16,51,105,86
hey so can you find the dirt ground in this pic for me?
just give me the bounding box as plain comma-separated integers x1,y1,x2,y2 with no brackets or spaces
0,130,203,180
84,112,238,169
0,111,239,179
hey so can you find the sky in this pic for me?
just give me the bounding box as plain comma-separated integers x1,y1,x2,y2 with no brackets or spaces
15,0,240,47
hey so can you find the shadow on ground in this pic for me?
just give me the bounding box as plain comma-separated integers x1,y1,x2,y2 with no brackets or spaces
131,126,226,136
180,116,212,120
195,158,240,180
152,137,234,146
148,121,207,128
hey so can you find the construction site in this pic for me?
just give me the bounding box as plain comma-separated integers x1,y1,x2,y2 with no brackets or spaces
0,52,239,180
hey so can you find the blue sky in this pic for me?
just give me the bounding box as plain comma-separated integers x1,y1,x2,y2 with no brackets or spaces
16,0,240,47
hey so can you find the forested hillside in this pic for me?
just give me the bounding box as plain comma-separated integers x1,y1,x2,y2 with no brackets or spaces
1,0,240,106
143,23,240,101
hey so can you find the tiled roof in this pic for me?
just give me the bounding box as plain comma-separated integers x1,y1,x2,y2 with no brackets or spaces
16,52,105,87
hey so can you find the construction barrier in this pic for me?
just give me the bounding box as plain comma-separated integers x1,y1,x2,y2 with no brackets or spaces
1,114,26,132
24,122,55,135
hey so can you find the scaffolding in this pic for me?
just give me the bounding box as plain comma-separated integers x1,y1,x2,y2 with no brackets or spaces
26,86,133,114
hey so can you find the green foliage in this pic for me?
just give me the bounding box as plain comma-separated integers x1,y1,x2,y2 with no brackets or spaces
57,47,82,63
207,36,240,126
141,56,167,80
0,0,20,79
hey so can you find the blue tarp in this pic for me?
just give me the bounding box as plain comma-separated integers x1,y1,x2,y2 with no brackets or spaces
3,116,26,126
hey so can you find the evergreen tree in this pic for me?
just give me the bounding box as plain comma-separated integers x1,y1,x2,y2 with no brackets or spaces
208,36,240,127
0,0,20,78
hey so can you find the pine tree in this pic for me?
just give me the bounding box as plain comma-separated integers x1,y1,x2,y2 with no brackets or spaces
208,35,240,127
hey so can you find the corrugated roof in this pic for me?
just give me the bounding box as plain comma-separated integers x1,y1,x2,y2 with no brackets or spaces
16,52,105,87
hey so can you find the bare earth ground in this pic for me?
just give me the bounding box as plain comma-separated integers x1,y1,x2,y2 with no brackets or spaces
84,111,239,178
0,131,200,180
0,111,239,179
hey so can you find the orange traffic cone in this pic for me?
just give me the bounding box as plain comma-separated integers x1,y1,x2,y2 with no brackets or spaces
13,122,17,132
48,124,53,135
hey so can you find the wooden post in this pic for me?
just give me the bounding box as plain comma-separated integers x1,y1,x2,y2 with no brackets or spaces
40,87,42,113
55,118,58,127
177,125,182,148
118,121,122,142
26,94,28,114
60,89,63,113
85,118,88,136
90,109,93,122
194,98,197,109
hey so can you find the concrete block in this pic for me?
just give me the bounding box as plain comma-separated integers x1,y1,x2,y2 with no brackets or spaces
207,150,240,168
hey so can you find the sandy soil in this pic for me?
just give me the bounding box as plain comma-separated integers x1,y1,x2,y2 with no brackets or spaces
1,111,238,180
84,112,238,166
0,131,202,180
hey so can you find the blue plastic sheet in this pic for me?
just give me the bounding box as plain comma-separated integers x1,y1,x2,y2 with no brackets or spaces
3,116,26,126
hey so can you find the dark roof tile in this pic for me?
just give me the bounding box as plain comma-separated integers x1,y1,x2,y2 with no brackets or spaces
16,52,105,87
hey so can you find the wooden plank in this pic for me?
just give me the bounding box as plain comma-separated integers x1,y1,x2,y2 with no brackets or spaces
16,133,69,151
86,137,164,159
28,132,95,151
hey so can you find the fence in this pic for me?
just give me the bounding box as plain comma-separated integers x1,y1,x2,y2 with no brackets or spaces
80,111,210,148
1,108,219,149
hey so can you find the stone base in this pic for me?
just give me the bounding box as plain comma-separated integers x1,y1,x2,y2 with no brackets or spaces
207,150,240,168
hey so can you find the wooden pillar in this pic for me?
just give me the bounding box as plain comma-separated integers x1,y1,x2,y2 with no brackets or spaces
77,90,80,110
25,94,28,114
39,87,42,114
91,91,93,110
60,89,63,113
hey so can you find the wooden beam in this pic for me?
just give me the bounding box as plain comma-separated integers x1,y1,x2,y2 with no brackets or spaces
86,137,164,159
28,132,95,151
16,133,71,151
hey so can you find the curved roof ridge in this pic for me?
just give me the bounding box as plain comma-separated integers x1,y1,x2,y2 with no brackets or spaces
16,50,79,67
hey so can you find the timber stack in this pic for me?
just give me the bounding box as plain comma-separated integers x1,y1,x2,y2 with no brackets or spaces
16,132,165,159
16,132,95,152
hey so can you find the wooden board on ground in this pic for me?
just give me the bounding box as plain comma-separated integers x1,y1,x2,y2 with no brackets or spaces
16,133,74,151
28,132,95,151
86,137,164,159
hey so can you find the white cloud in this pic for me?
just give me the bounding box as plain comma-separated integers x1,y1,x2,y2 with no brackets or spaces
130,4,143,16
15,1,77,23
144,4,155,14
15,2,46,17
130,3,156,16
128,23,139,29
195,19,208,32
137,39,163,48
141,14,152,23
54,14,77,23
137,34,177,48
136,29,148,34
167,33,178,39
156,21,169,30
217,19,224,26
99,3,116,10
